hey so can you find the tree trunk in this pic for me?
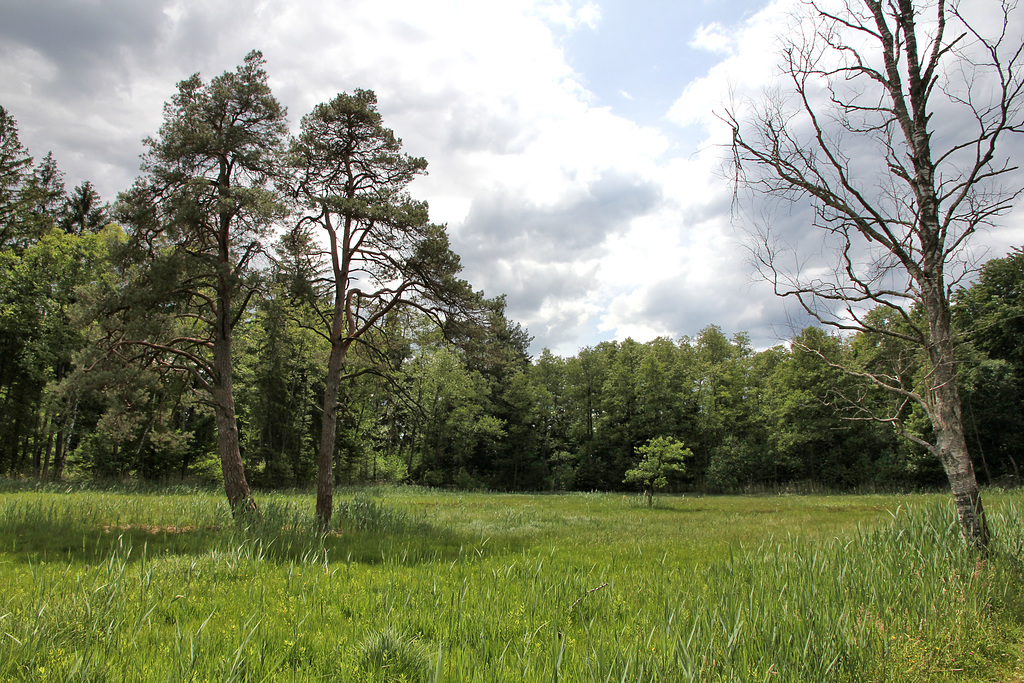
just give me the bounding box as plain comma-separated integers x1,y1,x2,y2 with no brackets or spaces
52,398,77,481
211,183,257,517
52,428,66,479
316,342,344,530
15,429,26,475
316,212,354,531
41,418,54,480
317,331,353,530
922,281,990,548
1007,451,1021,484
212,333,256,516
32,411,47,478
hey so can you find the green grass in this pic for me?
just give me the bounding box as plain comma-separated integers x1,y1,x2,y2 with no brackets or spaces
1,486,1022,681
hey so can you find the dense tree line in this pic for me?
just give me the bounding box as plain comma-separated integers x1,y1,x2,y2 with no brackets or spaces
2,54,1023,504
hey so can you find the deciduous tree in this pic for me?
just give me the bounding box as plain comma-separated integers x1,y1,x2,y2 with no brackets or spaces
727,0,1024,546
624,436,691,507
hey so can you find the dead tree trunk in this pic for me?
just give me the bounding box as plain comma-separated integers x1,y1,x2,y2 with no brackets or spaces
726,0,1024,548
922,280,990,546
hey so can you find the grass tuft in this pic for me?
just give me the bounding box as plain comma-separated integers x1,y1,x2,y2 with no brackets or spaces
358,626,433,682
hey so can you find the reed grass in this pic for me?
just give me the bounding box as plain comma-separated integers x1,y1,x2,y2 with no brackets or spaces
0,486,1021,681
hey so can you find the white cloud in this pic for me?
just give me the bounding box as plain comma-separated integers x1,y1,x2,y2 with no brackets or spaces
197,0,672,352
529,0,602,31
4,0,1022,357
689,22,736,55
0,0,839,353
669,1,793,132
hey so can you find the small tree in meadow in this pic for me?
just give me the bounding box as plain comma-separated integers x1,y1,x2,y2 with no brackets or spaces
624,436,691,507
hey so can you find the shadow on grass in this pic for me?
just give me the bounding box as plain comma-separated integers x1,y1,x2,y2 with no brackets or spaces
0,494,507,567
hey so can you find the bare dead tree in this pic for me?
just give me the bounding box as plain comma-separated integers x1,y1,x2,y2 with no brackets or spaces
726,0,1024,547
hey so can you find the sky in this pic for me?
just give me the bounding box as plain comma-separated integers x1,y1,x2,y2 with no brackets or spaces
2,0,1023,356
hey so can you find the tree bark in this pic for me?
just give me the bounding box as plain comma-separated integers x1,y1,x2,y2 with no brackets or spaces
212,332,255,515
921,280,990,547
32,411,46,478
41,417,54,480
212,209,255,516
52,398,76,481
316,335,348,530
314,211,354,531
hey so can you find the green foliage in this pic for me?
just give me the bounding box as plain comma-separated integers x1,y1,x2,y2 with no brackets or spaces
402,344,505,486
0,108,123,480
0,225,122,477
954,249,1024,484
0,106,55,252
705,436,763,493
623,436,691,506
955,247,1024,368
236,289,325,487
59,181,107,236
0,106,34,247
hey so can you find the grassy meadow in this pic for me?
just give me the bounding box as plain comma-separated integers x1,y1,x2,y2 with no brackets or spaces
1,484,1023,681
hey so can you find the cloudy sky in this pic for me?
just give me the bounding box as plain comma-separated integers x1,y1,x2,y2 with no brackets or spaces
2,0,1023,356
